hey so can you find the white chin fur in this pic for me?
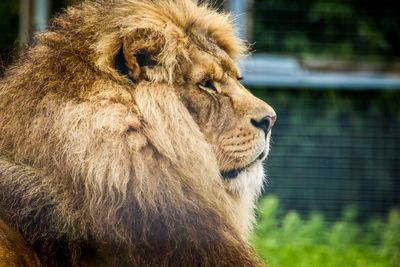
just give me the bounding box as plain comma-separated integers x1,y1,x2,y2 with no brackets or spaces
224,162,265,196
224,137,271,196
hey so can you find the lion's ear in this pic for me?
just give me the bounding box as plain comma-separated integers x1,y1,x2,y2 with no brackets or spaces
116,29,164,82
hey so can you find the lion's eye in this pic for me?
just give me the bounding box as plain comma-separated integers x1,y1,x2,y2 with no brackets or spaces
198,79,217,92
237,76,243,81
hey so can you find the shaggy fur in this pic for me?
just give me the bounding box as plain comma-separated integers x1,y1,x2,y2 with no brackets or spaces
0,0,276,266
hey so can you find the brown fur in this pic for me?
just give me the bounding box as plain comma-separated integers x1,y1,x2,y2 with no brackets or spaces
0,0,275,266
0,218,41,266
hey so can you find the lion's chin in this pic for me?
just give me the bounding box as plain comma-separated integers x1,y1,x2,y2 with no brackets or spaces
222,161,265,196
220,150,267,180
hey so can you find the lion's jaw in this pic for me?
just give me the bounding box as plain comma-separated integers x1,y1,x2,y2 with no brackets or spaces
222,137,270,196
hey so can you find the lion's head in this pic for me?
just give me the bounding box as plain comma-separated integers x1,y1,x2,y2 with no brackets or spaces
0,0,275,266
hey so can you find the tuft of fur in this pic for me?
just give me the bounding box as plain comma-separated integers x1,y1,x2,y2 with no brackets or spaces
0,0,264,266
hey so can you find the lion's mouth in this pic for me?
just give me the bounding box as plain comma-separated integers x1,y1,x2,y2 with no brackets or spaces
221,151,266,180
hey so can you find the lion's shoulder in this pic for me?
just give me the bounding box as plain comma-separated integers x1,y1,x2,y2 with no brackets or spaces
0,219,41,267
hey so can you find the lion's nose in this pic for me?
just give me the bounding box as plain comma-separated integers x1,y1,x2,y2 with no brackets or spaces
250,115,277,134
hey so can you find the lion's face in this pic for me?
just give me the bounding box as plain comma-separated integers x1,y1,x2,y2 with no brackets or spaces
116,20,276,197
177,46,276,195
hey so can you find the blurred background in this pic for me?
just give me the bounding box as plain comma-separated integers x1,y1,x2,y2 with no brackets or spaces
1,0,399,266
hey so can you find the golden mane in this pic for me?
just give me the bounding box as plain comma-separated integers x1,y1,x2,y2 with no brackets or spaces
0,0,263,266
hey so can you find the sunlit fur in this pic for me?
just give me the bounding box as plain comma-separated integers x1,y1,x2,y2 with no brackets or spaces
0,0,275,266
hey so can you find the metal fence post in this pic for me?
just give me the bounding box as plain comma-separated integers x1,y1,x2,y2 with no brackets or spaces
19,0,34,46
19,0,49,45
34,0,49,33
226,0,253,41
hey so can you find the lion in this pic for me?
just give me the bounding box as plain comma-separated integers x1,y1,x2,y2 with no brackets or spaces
0,0,276,266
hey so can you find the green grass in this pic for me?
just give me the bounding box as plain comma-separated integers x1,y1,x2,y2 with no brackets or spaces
252,196,400,267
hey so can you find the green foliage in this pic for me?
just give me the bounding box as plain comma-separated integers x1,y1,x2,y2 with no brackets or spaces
252,196,400,267
253,0,400,60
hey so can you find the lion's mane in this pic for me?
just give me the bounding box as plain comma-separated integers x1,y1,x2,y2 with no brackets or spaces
0,0,262,266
